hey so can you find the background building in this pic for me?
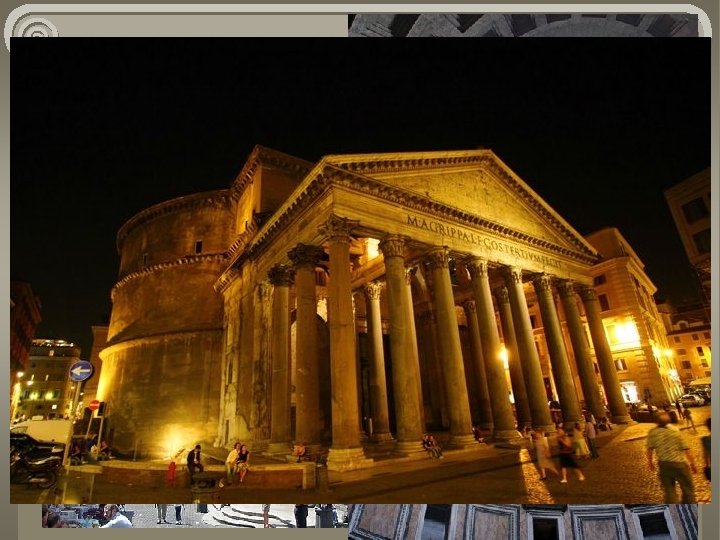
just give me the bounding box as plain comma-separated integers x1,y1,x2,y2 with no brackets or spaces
14,339,80,421
348,504,698,540
664,168,711,308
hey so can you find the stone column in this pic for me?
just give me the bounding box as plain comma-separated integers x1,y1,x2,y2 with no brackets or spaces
404,267,426,428
364,281,393,443
557,280,606,422
267,264,294,453
379,235,425,455
288,243,325,449
462,300,494,431
533,274,582,429
579,286,632,424
493,286,532,430
425,247,476,448
502,266,555,432
319,215,371,470
466,257,521,441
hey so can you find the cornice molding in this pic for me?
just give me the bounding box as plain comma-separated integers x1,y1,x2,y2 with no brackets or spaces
229,144,314,202
116,189,231,252
111,253,228,300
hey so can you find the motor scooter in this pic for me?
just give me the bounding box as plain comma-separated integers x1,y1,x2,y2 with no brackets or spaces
10,450,62,489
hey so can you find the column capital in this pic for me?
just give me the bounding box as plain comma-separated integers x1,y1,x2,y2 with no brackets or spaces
318,214,359,243
578,285,598,302
462,299,476,313
424,246,450,271
465,256,489,278
493,286,510,305
364,281,384,300
501,265,523,285
532,273,554,294
288,244,325,269
268,263,295,286
556,280,576,299
379,234,407,259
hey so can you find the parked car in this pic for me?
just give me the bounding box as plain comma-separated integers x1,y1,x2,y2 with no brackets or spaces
10,432,65,459
679,393,704,407
688,389,711,404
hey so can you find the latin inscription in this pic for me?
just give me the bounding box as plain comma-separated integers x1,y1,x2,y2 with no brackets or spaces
406,215,562,269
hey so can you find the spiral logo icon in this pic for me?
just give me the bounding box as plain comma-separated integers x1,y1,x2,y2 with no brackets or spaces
16,17,59,38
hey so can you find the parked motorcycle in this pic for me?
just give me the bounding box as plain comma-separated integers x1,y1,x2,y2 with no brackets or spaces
10,450,62,488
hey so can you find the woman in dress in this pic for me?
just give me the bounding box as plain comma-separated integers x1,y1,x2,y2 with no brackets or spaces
572,422,590,459
237,443,251,483
532,428,559,480
221,442,241,487
556,426,585,483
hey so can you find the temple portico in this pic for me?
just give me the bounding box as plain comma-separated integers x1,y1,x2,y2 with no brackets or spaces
101,146,636,468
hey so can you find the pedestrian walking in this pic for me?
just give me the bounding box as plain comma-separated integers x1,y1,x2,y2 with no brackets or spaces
584,420,600,458
294,504,309,528
573,422,590,459
155,504,169,524
675,399,683,417
701,417,711,481
262,504,271,528
173,504,183,525
682,406,697,433
646,411,697,503
167,459,177,488
556,426,585,483
531,428,559,480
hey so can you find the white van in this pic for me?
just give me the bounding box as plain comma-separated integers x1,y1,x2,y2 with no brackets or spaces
10,418,72,443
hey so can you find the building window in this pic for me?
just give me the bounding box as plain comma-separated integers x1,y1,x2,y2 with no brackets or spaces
692,229,711,254
681,197,708,223
142,253,148,267
532,518,559,540
703,332,710,339
195,240,203,254
615,359,628,371
705,371,711,377
691,334,699,341
700,360,708,367
598,294,610,311
530,315,538,329
696,347,704,356
673,336,681,343
421,505,451,540
676,349,687,355
593,274,606,286
638,512,672,539
681,361,692,370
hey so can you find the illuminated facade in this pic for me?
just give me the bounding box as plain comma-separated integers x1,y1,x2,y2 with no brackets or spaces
583,228,683,405
347,504,698,540
659,304,712,387
101,146,650,467
14,339,79,421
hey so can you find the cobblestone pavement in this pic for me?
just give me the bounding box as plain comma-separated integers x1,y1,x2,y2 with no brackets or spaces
12,406,711,505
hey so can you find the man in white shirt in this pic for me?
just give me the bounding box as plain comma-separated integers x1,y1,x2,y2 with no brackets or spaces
100,505,133,528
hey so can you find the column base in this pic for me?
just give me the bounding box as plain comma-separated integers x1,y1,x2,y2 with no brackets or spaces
446,433,478,449
610,414,633,424
393,440,427,457
533,423,557,435
266,441,293,455
326,447,374,472
490,429,524,443
370,432,395,444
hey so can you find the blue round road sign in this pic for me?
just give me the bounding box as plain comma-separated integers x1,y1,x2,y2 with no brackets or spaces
69,360,94,382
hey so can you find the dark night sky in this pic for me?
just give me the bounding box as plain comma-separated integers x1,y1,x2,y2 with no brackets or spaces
11,38,710,359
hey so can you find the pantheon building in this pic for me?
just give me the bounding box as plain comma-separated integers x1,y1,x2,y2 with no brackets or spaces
347,504,698,540
99,145,648,470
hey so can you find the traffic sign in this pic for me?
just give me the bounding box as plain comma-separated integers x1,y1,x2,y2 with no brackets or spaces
88,399,101,411
69,360,94,382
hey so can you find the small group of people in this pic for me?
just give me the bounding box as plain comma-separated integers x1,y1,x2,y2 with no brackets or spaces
293,442,307,462
42,506,69,528
69,433,112,465
219,442,251,487
154,504,184,525
530,424,587,483
422,433,443,459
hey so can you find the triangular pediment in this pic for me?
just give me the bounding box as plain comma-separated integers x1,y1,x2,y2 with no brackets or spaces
323,149,598,259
